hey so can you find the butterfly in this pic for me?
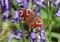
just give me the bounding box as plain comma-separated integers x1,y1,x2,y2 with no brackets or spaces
19,8,44,30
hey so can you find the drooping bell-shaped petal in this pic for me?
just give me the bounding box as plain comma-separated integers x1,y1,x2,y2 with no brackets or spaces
12,10,20,23
36,1,46,8
3,10,9,21
54,8,60,16
5,0,9,10
39,29,47,42
40,30,45,40
9,33,15,41
1,0,5,10
50,0,60,6
34,7,40,17
15,30,22,40
23,0,28,9
9,30,22,41
30,32,37,42
55,0,60,6
14,10,19,18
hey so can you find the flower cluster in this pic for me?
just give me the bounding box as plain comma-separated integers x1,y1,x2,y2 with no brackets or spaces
50,0,60,6
9,30,47,42
50,0,60,16
1,0,47,42
1,0,9,21
32,0,46,17
1,0,47,22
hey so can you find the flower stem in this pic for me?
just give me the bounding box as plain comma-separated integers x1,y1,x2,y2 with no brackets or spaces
20,20,26,42
47,0,52,42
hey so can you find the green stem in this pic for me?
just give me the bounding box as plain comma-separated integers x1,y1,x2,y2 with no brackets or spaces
47,0,52,42
20,20,25,42
29,1,33,9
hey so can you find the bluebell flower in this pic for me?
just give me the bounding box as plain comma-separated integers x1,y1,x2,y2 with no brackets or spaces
40,29,46,42
15,30,22,40
50,0,60,6
1,0,9,10
54,8,60,16
12,10,20,23
9,30,22,42
54,0,60,6
9,33,15,42
3,10,9,22
15,0,28,9
34,7,40,17
1,0,5,10
5,0,9,10
30,32,37,42
36,1,46,8
32,0,46,17
39,29,47,42
23,0,28,9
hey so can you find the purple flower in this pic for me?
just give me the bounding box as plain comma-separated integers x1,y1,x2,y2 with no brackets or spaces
23,0,28,9
12,10,20,23
15,0,28,9
1,0,9,10
9,30,22,41
50,0,60,6
9,33,15,41
1,0,5,10
36,1,46,8
54,8,60,16
40,30,45,40
34,7,40,17
39,29,47,42
5,0,9,10
55,0,60,6
15,30,22,40
3,10,9,21
30,32,37,42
